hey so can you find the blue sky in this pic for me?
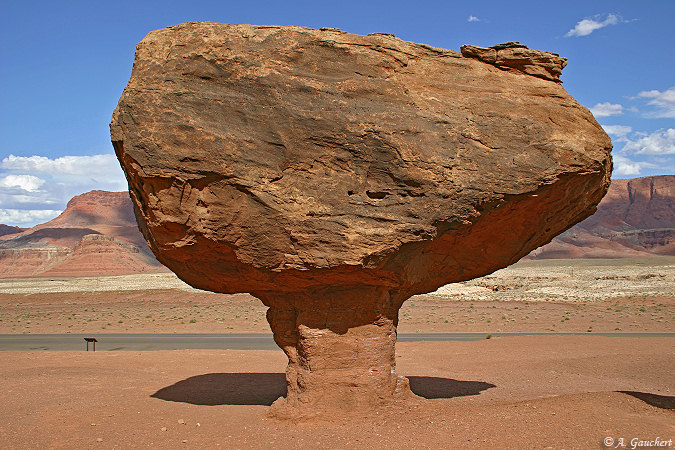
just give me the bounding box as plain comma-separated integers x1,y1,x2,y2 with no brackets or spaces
1,0,673,227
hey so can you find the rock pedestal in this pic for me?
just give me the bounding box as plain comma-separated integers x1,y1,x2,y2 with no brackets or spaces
111,22,612,416
263,286,409,416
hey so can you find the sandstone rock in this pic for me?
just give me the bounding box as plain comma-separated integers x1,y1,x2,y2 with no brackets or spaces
460,41,567,82
110,22,612,415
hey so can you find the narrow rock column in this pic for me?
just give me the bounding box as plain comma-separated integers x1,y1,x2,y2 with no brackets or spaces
261,286,412,416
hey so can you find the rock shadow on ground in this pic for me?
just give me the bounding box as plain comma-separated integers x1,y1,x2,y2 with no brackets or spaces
618,391,675,410
151,373,286,406
150,373,496,406
407,376,495,399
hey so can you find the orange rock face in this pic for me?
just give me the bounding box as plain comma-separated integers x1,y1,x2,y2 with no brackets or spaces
460,41,567,82
111,22,612,415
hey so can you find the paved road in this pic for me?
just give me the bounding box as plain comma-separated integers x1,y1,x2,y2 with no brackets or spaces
0,332,672,351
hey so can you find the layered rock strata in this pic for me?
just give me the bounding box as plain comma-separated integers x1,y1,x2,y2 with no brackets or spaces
530,175,675,258
0,191,166,278
111,22,612,416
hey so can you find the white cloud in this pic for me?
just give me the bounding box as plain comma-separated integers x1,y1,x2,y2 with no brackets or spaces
590,102,624,117
468,15,480,22
601,125,632,139
622,128,675,155
0,209,62,227
0,154,126,186
609,127,675,178
565,13,622,37
0,174,46,192
0,153,127,227
636,86,675,118
612,154,656,177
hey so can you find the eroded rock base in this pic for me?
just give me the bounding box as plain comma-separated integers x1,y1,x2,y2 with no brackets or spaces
260,286,415,418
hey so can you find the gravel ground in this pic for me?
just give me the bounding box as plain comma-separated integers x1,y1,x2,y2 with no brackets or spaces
426,256,675,302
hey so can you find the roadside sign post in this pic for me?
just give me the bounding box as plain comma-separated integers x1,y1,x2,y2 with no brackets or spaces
84,337,98,351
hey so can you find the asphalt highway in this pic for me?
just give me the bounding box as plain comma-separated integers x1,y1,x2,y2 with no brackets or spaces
0,332,672,351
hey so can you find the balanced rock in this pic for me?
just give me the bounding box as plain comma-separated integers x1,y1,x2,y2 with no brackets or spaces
111,22,612,416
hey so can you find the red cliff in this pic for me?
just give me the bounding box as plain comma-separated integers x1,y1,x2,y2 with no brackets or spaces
0,190,166,278
529,175,675,259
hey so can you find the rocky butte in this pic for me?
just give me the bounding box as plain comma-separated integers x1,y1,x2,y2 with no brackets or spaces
111,22,612,417
0,191,165,278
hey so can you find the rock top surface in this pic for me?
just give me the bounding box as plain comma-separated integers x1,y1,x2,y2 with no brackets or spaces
111,22,612,298
460,41,567,82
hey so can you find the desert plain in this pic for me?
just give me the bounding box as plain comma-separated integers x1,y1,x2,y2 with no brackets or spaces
1,257,673,449
0,257,674,335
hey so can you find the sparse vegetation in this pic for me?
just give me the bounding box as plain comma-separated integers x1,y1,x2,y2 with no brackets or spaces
0,258,671,334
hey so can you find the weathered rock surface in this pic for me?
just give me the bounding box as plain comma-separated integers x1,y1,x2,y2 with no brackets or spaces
460,41,567,82
530,175,675,258
0,191,166,278
111,22,612,415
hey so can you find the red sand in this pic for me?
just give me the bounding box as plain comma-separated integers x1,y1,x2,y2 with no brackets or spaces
2,335,673,449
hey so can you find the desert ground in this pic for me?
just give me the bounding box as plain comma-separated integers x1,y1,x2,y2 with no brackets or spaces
1,257,673,449
2,337,673,449
1,257,673,334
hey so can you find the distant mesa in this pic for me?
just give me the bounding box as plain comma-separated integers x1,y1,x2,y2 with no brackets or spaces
529,175,675,259
0,190,167,278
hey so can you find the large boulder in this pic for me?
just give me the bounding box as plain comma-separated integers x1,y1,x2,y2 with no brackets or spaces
111,22,612,416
